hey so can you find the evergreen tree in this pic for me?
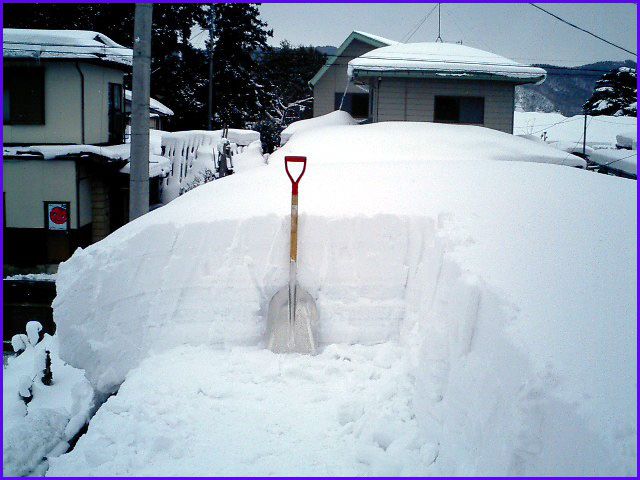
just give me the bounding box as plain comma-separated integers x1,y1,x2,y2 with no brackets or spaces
583,67,637,116
208,3,273,128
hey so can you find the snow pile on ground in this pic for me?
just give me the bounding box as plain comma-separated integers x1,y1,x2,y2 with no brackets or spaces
514,111,637,148
280,111,358,145
279,121,585,167
51,123,635,475
3,29,132,67
617,131,637,150
589,148,637,176
48,343,436,476
348,42,546,83
3,325,94,476
232,140,267,172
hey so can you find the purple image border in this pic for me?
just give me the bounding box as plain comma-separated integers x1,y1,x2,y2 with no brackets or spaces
0,1,638,479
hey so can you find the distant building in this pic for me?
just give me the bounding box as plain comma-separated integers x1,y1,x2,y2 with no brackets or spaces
124,89,174,132
311,32,547,134
2,29,163,268
310,31,398,120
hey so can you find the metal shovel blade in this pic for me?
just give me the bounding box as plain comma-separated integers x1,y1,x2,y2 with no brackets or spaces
267,284,318,354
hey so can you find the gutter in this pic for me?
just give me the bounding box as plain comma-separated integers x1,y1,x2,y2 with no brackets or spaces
75,62,86,144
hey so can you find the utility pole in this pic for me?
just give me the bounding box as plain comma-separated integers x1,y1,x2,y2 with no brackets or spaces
582,109,588,158
130,4,152,221
208,4,215,130
436,3,443,43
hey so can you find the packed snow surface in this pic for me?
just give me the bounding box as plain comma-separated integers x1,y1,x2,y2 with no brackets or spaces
280,121,585,167
280,111,358,144
48,343,435,476
3,29,132,66
348,42,546,83
52,122,635,475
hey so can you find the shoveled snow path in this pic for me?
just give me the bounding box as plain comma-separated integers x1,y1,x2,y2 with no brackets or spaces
47,344,435,476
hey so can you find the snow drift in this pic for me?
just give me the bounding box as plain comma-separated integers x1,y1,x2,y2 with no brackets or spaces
52,122,635,475
280,111,358,145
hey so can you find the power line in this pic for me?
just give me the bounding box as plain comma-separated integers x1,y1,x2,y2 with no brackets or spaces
599,151,637,168
401,4,439,43
530,4,636,57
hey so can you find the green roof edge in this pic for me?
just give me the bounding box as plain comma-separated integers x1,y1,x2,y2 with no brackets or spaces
351,69,546,85
308,31,395,87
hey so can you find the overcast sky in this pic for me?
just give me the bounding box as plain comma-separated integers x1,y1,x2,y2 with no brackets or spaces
196,3,636,67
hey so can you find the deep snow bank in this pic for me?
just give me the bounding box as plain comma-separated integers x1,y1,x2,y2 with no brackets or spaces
53,124,635,475
277,121,586,167
280,110,358,145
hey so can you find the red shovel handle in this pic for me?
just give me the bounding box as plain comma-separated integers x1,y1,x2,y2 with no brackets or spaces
285,156,307,195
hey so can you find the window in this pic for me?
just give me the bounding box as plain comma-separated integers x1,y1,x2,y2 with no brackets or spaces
334,93,369,119
3,66,45,125
434,96,484,125
108,83,125,144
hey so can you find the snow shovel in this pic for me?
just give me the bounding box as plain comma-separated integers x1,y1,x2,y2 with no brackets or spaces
266,156,318,354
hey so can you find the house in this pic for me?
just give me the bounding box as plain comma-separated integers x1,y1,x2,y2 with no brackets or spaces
311,32,546,134
124,89,174,131
310,31,398,120
2,29,165,268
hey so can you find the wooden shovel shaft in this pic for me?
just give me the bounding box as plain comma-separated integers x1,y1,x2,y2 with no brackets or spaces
290,194,298,262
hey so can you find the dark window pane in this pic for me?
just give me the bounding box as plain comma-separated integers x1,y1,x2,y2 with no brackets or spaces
434,96,484,125
3,87,10,123
351,94,369,118
459,97,484,124
434,96,460,122
108,83,125,144
5,66,45,125
334,92,369,118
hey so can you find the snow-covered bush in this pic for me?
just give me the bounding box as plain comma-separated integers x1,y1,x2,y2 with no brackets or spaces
3,322,94,476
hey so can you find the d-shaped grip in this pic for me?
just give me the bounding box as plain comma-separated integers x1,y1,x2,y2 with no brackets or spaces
285,156,307,195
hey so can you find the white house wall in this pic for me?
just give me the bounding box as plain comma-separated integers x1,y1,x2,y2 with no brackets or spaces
372,78,516,133
79,63,124,145
313,39,380,117
3,62,82,144
3,61,125,145
3,159,78,229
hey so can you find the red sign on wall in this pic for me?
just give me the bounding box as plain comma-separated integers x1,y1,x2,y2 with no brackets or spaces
45,202,70,231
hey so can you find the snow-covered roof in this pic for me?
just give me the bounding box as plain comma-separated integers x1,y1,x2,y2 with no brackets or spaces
3,143,170,178
125,90,174,116
309,30,398,87
352,31,399,47
3,28,132,68
348,42,546,85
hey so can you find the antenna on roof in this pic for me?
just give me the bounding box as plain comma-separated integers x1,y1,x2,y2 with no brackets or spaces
436,3,443,43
